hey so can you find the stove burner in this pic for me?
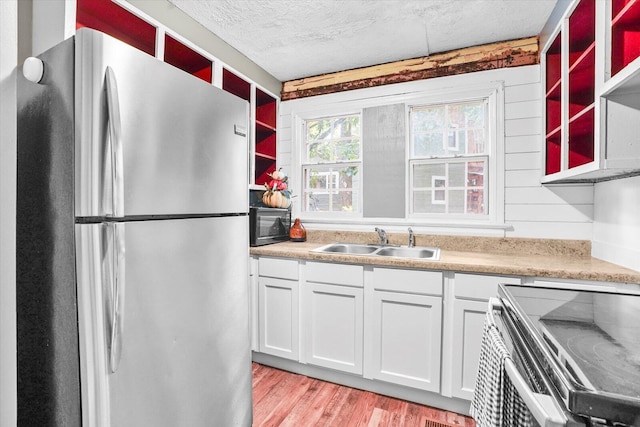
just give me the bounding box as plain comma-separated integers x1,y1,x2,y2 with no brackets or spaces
541,319,640,399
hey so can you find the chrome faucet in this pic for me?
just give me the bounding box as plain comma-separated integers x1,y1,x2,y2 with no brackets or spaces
374,227,388,245
408,227,415,247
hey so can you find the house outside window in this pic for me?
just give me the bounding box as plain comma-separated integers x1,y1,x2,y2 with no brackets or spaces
302,114,361,214
409,99,489,216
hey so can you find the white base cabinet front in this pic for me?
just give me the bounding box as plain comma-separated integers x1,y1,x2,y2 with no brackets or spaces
368,291,442,392
302,282,363,374
449,298,488,400
258,276,299,360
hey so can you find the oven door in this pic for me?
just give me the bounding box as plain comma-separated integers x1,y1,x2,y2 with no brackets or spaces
487,298,587,427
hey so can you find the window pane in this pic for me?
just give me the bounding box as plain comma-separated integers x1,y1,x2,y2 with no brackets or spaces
413,163,445,187
303,164,359,213
305,115,361,163
448,190,465,214
413,132,445,157
467,161,485,187
449,162,465,187
410,158,487,215
448,102,484,128
306,118,332,141
411,100,487,158
308,140,331,163
466,129,486,155
412,106,445,132
467,189,484,214
335,138,360,162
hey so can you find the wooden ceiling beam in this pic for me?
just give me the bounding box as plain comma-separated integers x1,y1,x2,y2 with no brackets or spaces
281,36,539,101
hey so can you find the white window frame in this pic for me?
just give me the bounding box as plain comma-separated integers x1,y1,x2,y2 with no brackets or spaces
406,84,504,225
300,112,363,218
285,80,505,230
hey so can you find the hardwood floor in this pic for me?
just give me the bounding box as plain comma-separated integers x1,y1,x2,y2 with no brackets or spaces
252,363,476,427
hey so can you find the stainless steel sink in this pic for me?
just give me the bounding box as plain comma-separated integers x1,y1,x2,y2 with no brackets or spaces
374,246,440,260
312,243,440,260
312,243,381,254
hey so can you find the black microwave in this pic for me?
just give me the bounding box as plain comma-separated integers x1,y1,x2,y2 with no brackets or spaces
249,207,291,246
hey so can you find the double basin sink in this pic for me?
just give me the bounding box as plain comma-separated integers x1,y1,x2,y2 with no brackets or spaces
312,242,440,261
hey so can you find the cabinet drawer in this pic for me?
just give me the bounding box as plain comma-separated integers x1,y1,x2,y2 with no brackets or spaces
258,257,298,280
372,268,443,296
306,261,363,287
454,273,521,300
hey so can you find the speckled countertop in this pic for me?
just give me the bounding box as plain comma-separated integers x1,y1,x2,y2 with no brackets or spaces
249,231,640,284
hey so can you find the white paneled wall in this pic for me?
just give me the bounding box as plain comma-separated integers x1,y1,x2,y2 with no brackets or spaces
593,175,640,272
502,70,593,239
279,65,594,240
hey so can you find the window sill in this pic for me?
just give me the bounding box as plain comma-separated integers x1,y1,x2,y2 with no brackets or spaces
297,216,513,237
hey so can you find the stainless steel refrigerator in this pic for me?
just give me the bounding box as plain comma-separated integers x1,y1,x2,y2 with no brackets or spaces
17,28,252,426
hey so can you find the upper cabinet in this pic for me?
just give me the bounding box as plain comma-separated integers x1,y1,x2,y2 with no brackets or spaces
542,0,640,183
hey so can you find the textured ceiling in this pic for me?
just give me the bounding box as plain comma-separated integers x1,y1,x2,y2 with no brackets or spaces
168,0,557,82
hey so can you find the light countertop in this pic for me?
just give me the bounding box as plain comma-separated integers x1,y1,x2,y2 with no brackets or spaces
249,232,640,284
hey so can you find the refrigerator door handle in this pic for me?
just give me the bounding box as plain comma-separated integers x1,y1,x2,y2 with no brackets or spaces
108,222,126,373
105,66,125,218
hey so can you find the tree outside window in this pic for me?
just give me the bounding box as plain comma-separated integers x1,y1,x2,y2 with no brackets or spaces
302,114,361,213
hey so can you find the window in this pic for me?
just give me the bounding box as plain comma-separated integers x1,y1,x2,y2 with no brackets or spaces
302,114,361,213
409,100,488,216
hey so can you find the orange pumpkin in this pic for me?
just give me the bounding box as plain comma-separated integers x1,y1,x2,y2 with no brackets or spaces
262,190,291,209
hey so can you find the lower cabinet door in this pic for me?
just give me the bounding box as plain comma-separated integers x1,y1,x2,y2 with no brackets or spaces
369,291,442,392
258,276,299,360
449,298,488,400
302,283,363,374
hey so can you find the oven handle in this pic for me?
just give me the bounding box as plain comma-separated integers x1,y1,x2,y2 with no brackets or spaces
488,298,568,427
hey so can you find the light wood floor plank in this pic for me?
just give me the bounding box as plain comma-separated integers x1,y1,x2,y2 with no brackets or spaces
252,363,476,427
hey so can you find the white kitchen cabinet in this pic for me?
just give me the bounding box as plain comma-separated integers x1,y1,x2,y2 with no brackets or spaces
302,261,364,374
541,0,640,183
258,257,299,360
444,273,521,400
365,268,443,393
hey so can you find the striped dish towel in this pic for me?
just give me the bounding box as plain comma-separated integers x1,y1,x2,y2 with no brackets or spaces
470,312,536,427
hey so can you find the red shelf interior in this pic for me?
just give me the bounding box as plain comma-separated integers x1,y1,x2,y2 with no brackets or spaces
568,0,596,68
546,96,562,135
546,32,562,93
222,68,251,102
255,159,276,186
568,46,595,117
568,108,595,168
76,0,156,57
256,88,277,129
163,34,212,83
611,0,640,76
255,131,276,158
546,132,562,175
613,0,636,16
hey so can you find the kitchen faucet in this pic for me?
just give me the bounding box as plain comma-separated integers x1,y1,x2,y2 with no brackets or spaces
374,227,388,245
408,227,415,247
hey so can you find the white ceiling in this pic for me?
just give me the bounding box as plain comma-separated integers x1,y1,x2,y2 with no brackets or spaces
168,0,558,82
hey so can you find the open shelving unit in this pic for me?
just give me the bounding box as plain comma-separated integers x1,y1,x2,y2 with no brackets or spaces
76,0,157,57
254,88,278,185
542,0,640,183
164,34,212,83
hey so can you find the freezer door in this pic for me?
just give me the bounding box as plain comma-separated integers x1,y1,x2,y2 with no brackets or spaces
76,216,252,427
74,28,249,218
